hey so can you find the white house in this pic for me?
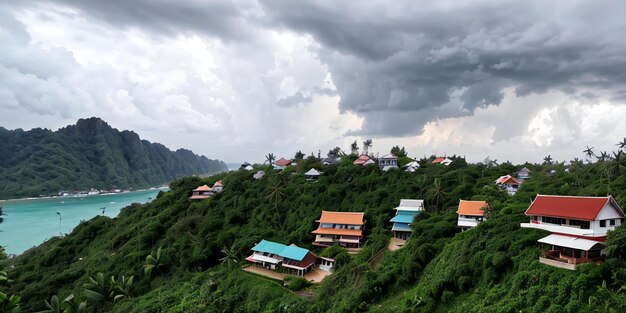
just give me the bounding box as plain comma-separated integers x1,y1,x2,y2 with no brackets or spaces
390,199,424,241
305,168,322,180
253,171,265,180
457,200,488,230
517,167,531,180
495,175,521,195
432,157,452,166
520,195,626,270
379,154,398,171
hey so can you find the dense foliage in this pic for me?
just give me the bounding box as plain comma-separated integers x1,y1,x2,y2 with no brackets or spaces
3,152,626,312
0,117,227,199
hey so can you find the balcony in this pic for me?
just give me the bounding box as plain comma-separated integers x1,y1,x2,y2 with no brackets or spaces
457,217,481,228
539,250,604,270
520,221,602,237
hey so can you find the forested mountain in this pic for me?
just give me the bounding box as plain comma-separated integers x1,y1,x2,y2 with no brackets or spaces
0,118,227,199
3,153,626,312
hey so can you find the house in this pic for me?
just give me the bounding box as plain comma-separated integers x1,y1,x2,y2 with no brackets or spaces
305,168,322,180
457,200,488,229
312,211,366,248
253,170,265,180
495,175,521,195
432,157,452,166
212,180,224,193
390,199,424,240
520,195,626,270
379,154,398,171
245,239,318,277
517,167,531,180
404,160,420,173
322,157,341,165
189,185,212,200
363,159,376,165
244,165,254,171
274,158,292,167
353,154,371,165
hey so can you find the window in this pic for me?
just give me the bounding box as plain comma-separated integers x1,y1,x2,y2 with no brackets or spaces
610,219,616,226
569,219,590,229
600,220,606,227
542,216,565,225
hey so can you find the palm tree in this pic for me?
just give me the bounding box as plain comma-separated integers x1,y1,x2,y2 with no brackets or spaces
618,138,626,150
266,177,286,229
363,139,373,155
598,151,610,162
543,155,553,165
426,178,446,211
350,141,359,155
265,153,276,165
584,146,595,161
219,244,239,269
144,247,165,276
110,275,133,303
37,295,61,313
608,151,626,176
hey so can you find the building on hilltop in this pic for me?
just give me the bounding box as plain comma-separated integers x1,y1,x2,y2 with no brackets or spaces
245,239,318,277
517,167,531,180
457,200,489,230
353,154,372,166
312,211,366,248
495,175,521,195
379,154,398,171
189,185,212,199
432,157,452,166
390,199,424,241
305,168,322,180
274,158,292,167
520,195,626,270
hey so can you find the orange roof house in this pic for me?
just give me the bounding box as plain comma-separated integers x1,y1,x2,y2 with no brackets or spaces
457,200,488,229
275,158,292,167
495,175,521,195
212,180,224,193
353,155,371,165
312,211,366,248
521,195,626,270
189,185,212,199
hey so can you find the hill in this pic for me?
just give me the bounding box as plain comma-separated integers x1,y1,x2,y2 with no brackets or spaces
0,117,227,199
2,155,626,312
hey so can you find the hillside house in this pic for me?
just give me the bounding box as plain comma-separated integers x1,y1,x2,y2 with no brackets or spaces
312,211,365,248
390,199,424,240
274,158,292,167
404,161,420,173
457,200,489,229
212,180,224,193
353,155,372,165
189,185,212,200
253,170,265,180
379,154,398,171
517,167,531,180
520,195,626,270
495,175,521,195
305,168,322,180
432,157,452,166
246,240,318,277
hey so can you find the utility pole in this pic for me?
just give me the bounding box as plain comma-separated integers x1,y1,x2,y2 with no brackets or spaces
56,211,62,235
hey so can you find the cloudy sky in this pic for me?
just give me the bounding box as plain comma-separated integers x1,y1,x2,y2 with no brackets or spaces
1,0,626,164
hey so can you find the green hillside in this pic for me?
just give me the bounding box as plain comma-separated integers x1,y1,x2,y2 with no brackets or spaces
0,118,227,199
2,154,626,312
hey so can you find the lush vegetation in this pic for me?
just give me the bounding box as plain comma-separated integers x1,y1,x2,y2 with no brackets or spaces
3,145,626,312
0,117,227,199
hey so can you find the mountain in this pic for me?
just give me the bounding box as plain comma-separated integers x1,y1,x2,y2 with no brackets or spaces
4,157,626,312
0,117,227,199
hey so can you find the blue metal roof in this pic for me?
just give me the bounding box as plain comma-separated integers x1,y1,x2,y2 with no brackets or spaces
390,214,415,223
392,222,412,232
279,245,309,261
251,239,310,261
252,240,286,255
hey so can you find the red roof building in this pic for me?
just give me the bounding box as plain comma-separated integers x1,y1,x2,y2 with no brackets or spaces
274,158,292,167
312,211,365,248
189,185,212,199
521,195,626,270
495,175,521,195
353,155,371,165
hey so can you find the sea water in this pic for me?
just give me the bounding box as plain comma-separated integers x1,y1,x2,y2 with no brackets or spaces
0,189,166,255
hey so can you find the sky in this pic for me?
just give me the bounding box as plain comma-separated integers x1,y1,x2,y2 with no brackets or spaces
1,0,626,164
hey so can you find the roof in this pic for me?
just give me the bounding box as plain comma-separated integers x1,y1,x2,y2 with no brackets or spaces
305,168,321,176
213,180,223,187
519,167,531,173
363,159,376,165
353,155,370,165
432,157,445,164
538,234,605,251
317,211,365,225
193,185,212,191
251,240,311,261
275,158,292,167
496,175,521,185
380,154,397,159
404,161,420,168
457,200,488,216
382,165,397,171
399,199,424,208
253,171,265,179
525,195,624,221
312,228,363,236
390,213,417,223
392,222,412,232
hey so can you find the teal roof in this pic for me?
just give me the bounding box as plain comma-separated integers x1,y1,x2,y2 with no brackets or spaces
252,240,287,255
280,245,309,261
392,222,412,232
251,239,310,261
390,214,415,223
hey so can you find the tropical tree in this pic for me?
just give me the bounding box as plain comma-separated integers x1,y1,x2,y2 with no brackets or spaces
266,177,286,229
219,244,239,269
110,275,133,303
598,151,610,162
350,141,359,155
584,146,596,161
426,178,446,211
265,153,276,165
618,138,626,150
293,151,305,160
390,146,407,157
0,292,21,313
144,247,165,276
363,139,373,155
327,147,345,158
543,155,553,165
608,151,626,176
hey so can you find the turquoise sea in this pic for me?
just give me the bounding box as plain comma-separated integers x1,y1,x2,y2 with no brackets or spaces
0,189,165,255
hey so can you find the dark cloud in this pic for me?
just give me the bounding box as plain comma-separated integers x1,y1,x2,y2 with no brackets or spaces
276,87,337,107
260,0,626,136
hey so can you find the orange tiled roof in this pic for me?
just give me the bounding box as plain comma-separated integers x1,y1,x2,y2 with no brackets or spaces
353,155,370,165
311,228,363,236
213,180,223,187
275,158,292,167
193,185,212,191
496,175,521,185
457,200,488,216
432,157,445,164
317,211,365,225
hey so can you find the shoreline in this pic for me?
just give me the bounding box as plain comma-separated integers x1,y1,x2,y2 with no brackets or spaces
0,186,169,203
